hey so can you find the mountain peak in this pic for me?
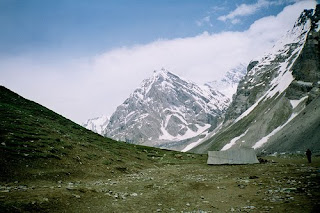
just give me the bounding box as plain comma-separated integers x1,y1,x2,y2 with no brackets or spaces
153,67,168,75
104,68,230,149
294,7,315,27
152,68,180,82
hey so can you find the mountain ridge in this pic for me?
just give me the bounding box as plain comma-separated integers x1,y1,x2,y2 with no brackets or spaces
191,5,320,154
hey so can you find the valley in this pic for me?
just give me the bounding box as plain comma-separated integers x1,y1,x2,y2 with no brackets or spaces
1,86,320,212
1,155,320,212
1,3,320,213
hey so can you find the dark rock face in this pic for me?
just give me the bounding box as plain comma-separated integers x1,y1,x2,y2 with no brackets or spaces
289,7,320,102
191,5,320,154
247,61,258,72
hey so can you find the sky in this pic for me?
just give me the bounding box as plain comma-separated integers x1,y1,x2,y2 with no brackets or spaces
0,0,318,124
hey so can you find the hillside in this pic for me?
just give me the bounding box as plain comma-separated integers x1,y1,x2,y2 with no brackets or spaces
0,85,198,182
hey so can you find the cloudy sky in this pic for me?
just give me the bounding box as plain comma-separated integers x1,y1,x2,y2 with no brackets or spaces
0,0,317,124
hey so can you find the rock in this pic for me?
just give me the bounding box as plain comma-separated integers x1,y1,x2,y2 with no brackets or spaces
174,154,183,159
281,188,297,193
238,184,246,189
72,194,81,199
217,186,226,190
66,187,75,191
242,206,256,210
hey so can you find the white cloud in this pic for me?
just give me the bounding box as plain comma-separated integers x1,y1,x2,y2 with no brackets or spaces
196,16,213,27
231,18,241,24
0,0,316,124
217,0,298,23
218,0,271,22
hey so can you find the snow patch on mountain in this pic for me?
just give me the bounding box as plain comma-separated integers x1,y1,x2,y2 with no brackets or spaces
83,115,109,135
252,109,302,149
221,129,249,151
290,96,308,109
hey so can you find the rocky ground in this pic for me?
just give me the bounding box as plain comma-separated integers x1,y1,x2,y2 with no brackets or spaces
0,154,319,213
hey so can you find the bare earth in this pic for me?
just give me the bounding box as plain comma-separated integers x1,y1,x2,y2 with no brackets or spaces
0,155,319,213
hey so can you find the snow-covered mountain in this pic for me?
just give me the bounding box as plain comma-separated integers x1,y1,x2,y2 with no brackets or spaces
205,63,247,100
104,68,230,150
191,5,320,154
82,115,109,135
83,64,246,150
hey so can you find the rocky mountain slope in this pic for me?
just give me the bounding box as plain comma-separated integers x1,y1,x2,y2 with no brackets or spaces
191,5,320,154
104,69,230,150
84,65,246,151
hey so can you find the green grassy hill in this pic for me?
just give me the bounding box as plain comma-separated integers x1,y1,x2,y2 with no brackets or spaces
0,86,200,182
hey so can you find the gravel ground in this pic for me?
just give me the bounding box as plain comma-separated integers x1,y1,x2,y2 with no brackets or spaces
1,155,319,212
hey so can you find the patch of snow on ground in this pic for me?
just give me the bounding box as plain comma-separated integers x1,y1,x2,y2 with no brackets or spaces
290,96,308,109
181,137,205,152
221,129,249,151
252,110,303,149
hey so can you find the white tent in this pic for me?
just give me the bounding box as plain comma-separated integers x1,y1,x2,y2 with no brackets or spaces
207,148,259,165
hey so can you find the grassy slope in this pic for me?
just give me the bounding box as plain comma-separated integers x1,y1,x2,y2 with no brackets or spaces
0,86,203,181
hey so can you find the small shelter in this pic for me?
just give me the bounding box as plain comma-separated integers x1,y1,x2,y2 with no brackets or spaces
207,148,259,165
